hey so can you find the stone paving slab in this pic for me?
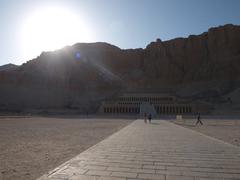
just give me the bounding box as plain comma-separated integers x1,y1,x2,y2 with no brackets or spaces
37,120,240,180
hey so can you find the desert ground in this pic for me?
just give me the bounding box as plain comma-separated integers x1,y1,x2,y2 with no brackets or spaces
1,116,240,180
173,118,240,147
0,116,132,180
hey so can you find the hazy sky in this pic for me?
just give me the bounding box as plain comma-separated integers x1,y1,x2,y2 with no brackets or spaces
0,0,240,65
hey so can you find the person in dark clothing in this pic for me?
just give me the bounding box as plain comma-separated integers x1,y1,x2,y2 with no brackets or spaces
148,114,152,123
196,113,203,125
144,112,147,123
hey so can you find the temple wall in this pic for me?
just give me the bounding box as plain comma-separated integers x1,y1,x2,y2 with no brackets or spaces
98,94,200,115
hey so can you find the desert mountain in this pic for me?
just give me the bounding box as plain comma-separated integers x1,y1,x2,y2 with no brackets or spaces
0,63,18,72
0,24,240,113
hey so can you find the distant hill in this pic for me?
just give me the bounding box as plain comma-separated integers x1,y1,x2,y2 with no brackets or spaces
0,63,18,72
0,24,240,113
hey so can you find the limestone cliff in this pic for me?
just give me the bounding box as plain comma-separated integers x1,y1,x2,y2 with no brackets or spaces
0,64,18,72
0,24,240,113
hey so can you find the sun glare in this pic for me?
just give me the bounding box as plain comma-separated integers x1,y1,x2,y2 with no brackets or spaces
20,6,93,60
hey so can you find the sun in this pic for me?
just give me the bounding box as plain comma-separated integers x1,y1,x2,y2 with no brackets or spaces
20,6,93,60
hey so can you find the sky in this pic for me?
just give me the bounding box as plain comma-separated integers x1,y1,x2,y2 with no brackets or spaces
0,0,240,65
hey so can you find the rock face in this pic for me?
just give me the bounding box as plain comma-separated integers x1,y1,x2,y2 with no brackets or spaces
1,24,240,113
0,63,18,72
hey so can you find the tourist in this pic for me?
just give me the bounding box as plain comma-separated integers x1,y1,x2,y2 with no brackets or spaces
144,112,147,123
148,113,152,123
196,113,203,125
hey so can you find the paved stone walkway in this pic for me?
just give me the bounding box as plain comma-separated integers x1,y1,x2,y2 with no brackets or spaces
38,120,240,180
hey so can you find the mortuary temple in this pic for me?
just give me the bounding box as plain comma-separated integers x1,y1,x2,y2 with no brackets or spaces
98,93,208,116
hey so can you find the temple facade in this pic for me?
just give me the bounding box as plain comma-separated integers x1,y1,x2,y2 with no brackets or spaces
98,93,199,115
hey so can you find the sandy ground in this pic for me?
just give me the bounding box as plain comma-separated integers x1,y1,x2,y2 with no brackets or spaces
173,119,240,147
0,117,132,180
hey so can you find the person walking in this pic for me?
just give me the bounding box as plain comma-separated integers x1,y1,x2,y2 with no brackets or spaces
196,113,203,125
148,113,152,123
144,112,147,123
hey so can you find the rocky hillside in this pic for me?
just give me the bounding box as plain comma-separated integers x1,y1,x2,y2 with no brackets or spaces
0,24,240,113
0,63,18,72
